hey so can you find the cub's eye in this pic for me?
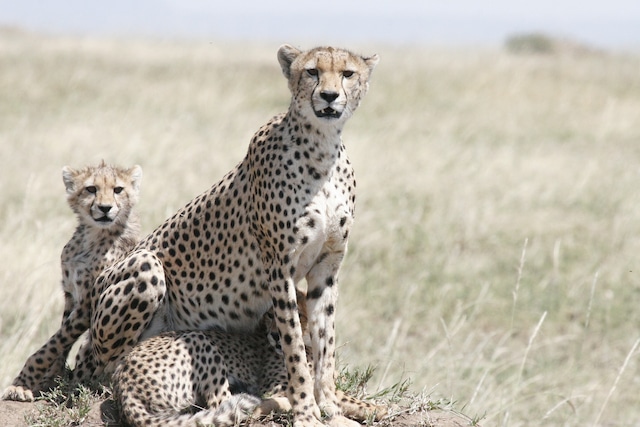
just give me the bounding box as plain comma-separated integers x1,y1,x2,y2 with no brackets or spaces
85,186,97,194
114,187,124,194
343,70,355,78
306,68,318,77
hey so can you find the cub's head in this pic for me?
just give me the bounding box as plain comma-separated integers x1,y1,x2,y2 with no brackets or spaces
277,44,379,126
62,161,142,229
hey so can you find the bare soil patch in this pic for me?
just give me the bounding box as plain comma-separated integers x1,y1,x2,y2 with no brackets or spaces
0,398,475,427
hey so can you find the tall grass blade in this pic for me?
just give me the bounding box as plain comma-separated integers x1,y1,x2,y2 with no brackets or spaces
593,337,640,426
511,238,528,332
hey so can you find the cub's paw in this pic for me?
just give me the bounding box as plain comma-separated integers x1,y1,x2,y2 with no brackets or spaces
293,411,326,427
293,419,326,427
327,415,361,427
2,385,35,402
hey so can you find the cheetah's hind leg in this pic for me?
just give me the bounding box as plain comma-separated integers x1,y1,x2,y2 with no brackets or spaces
89,249,167,375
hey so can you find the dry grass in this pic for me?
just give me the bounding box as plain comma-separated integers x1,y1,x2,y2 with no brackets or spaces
1,30,640,426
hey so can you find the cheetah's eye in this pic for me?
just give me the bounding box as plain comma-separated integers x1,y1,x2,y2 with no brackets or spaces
85,186,97,194
114,187,124,194
306,68,318,77
342,70,355,78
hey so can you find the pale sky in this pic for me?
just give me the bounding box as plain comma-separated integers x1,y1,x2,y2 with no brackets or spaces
1,0,638,49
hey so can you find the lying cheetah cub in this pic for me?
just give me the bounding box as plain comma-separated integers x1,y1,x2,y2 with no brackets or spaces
2,161,142,401
113,302,385,427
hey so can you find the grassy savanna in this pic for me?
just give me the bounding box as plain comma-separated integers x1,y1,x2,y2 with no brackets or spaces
1,29,640,426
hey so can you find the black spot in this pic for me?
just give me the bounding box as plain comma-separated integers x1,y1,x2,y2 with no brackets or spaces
113,337,126,348
100,314,111,327
308,287,323,299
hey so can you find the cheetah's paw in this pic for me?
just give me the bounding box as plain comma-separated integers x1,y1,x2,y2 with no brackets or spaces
327,415,362,427
293,420,326,427
2,385,35,402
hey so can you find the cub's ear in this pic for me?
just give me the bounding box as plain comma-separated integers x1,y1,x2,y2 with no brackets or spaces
62,166,77,194
128,165,143,193
363,54,380,72
277,44,302,79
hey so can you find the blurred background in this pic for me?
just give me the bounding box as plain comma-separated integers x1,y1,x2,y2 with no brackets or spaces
1,0,639,50
1,2,640,426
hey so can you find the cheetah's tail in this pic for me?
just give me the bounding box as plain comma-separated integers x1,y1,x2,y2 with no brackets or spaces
192,393,262,426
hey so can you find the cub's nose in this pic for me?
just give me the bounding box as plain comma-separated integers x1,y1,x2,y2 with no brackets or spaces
98,205,112,214
320,91,339,103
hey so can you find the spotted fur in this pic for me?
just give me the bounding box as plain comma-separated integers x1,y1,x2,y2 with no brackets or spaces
113,303,386,427
2,161,142,402
83,44,378,427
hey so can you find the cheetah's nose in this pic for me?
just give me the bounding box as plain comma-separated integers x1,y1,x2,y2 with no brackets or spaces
320,91,339,103
98,205,112,214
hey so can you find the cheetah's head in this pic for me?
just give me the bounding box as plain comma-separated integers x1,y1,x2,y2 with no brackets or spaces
277,44,379,126
62,161,142,229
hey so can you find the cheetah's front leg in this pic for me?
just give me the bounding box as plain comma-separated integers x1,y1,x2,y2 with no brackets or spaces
305,252,360,427
268,262,324,427
2,303,90,401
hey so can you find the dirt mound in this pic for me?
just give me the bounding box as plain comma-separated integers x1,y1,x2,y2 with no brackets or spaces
0,398,475,427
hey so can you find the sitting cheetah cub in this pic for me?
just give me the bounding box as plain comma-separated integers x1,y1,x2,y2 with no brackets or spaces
2,161,142,401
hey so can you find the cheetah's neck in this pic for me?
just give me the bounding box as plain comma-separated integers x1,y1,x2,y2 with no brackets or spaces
282,110,344,179
79,213,140,251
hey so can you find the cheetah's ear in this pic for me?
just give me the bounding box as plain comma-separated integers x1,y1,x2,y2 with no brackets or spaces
128,165,143,193
62,166,77,194
363,54,380,72
277,44,302,79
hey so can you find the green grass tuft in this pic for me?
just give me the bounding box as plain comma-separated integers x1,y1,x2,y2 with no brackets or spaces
24,377,108,427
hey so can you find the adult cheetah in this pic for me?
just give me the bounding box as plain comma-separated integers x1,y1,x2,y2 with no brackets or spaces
2,161,142,402
85,44,378,427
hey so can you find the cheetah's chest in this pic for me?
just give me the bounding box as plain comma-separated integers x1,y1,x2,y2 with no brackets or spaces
292,183,354,284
